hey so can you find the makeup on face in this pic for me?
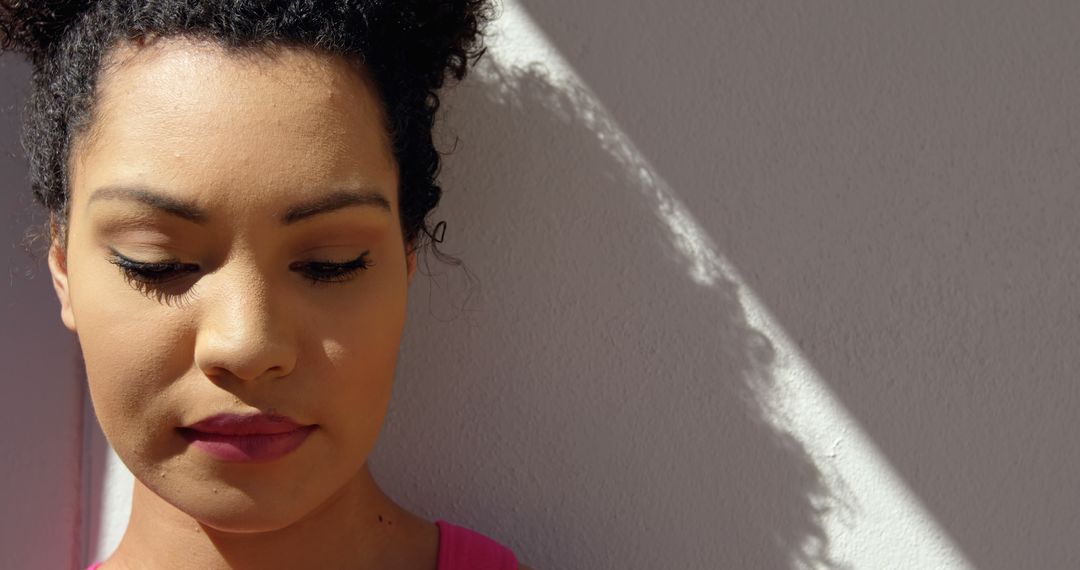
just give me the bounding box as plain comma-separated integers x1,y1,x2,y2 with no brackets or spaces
59,38,412,537
178,412,319,463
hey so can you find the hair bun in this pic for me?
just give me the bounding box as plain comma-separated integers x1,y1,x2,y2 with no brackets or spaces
0,1,93,58
366,0,491,95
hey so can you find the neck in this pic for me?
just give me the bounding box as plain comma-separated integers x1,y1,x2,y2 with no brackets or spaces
104,464,438,570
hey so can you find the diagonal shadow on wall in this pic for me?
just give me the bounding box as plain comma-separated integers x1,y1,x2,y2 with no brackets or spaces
512,1,1080,569
372,61,839,569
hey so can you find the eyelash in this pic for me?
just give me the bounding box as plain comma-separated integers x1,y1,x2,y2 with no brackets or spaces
105,249,374,302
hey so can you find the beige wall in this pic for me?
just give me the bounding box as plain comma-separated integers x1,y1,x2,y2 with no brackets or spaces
3,1,1079,568
0,55,85,569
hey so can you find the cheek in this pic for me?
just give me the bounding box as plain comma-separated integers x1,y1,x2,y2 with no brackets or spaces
70,258,192,452
80,321,186,420
316,279,408,436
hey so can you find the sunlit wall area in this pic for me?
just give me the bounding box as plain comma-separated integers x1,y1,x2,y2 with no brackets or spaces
4,1,1074,569
376,1,1079,569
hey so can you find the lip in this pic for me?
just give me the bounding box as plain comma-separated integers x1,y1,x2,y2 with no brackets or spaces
182,412,311,435
178,412,317,463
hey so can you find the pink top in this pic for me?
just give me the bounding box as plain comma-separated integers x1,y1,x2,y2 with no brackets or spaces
84,519,518,570
435,519,519,570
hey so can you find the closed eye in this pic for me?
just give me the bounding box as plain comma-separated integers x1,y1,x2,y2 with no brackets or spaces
106,249,198,284
105,249,374,303
290,251,374,284
105,248,199,306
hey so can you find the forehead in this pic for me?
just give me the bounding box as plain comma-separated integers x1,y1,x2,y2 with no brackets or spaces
70,37,398,214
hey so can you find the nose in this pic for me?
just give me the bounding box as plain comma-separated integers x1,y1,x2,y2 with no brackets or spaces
193,267,298,383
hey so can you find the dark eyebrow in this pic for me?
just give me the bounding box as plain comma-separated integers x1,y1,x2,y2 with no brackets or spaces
88,185,208,224
281,188,392,224
87,185,393,225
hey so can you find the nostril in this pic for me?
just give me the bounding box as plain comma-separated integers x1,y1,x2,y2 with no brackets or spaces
192,297,298,381
198,351,296,384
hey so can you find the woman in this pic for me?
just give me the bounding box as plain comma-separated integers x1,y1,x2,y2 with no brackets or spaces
1,1,530,568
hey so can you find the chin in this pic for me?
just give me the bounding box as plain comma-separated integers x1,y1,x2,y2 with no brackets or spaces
171,485,318,534
136,460,337,535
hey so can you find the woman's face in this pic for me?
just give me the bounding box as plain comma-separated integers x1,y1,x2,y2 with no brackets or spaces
47,37,415,531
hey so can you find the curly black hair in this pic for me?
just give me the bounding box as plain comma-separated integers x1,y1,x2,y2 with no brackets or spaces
0,0,491,261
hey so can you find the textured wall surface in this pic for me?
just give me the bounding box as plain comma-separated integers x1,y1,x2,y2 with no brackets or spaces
2,1,1078,569
373,2,1080,568
0,55,84,570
